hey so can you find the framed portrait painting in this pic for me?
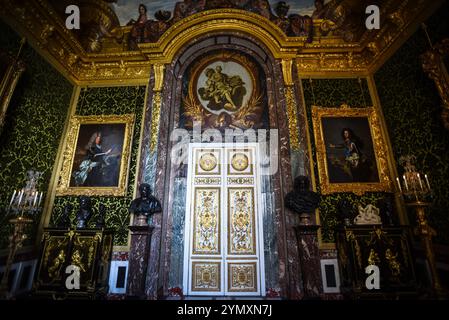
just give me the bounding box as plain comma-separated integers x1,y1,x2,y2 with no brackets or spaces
311,105,391,195
56,114,135,196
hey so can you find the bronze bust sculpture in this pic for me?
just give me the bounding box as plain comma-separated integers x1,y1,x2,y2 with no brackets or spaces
284,176,320,225
76,196,93,229
129,183,162,226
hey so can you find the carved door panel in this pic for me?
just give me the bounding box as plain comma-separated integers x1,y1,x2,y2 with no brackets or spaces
183,143,265,296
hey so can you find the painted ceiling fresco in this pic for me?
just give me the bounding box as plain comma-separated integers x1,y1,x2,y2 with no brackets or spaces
112,0,323,25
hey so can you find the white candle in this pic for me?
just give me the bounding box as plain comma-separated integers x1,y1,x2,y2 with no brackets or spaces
396,177,402,193
33,192,38,207
417,173,424,191
9,190,17,207
425,174,431,191
403,175,409,191
38,192,43,207
17,189,24,206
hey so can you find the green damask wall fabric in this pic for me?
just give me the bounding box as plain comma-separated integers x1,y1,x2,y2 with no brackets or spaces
301,78,388,242
374,1,449,244
0,20,73,249
51,86,146,246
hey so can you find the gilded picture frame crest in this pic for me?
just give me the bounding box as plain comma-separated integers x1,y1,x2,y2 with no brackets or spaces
312,105,392,195
56,114,135,196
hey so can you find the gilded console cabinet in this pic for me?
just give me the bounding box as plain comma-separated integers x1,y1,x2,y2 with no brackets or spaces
336,226,417,299
34,228,113,299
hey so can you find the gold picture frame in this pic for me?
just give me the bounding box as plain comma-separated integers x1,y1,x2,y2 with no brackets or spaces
0,39,26,132
311,105,391,195
56,114,135,196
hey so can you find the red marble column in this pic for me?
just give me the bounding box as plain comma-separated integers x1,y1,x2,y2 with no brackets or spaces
126,222,154,298
294,218,323,299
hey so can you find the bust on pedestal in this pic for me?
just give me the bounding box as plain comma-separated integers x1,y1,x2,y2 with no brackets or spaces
129,183,162,226
284,176,323,299
126,183,162,298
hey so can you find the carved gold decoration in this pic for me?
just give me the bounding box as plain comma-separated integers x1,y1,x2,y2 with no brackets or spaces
55,114,135,196
281,59,294,86
149,63,165,150
48,249,65,279
193,188,221,255
421,38,449,129
71,249,86,272
285,86,300,151
149,91,162,151
231,153,249,172
192,261,220,292
153,64,165,92
227,177,254,185
199,153,218,172
368,249,380,266
195,149,221,175
43,235,69,268
227,149,253,175
367,228,394,246
385,249,401,276
195,177,221,185
228,262,257,292
311,105,392,195
228,188,256,255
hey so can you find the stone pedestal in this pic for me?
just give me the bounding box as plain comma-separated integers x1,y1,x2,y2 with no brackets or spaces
294,218,323,299
126,223,154,298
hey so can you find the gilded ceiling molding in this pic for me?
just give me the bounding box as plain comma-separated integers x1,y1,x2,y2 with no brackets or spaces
139,10,306,63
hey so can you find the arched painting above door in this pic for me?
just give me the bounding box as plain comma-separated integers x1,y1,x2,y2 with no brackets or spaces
181,51,269,130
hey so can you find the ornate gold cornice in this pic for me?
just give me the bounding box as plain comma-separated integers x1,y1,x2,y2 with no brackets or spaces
0,0,444,83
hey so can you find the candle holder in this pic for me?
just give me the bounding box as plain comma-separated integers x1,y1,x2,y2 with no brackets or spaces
0,170,44,299
396,156,445,298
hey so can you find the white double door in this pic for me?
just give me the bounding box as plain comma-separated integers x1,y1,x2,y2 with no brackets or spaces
183,143,265,296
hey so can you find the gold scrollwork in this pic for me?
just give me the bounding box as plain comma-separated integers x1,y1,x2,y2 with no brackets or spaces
71,249,86,272
195,177,221,185
227,177,254,185
311,105,392,195
150,63,166,151
55,114,135,196
228,262,257,292
285,86,300,151
150,91,162,151
192,261,220,292
48,250,66,280
385,248,401,276
368,249,380,266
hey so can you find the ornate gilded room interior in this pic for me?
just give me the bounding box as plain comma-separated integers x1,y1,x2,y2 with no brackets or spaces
0,0,448,302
